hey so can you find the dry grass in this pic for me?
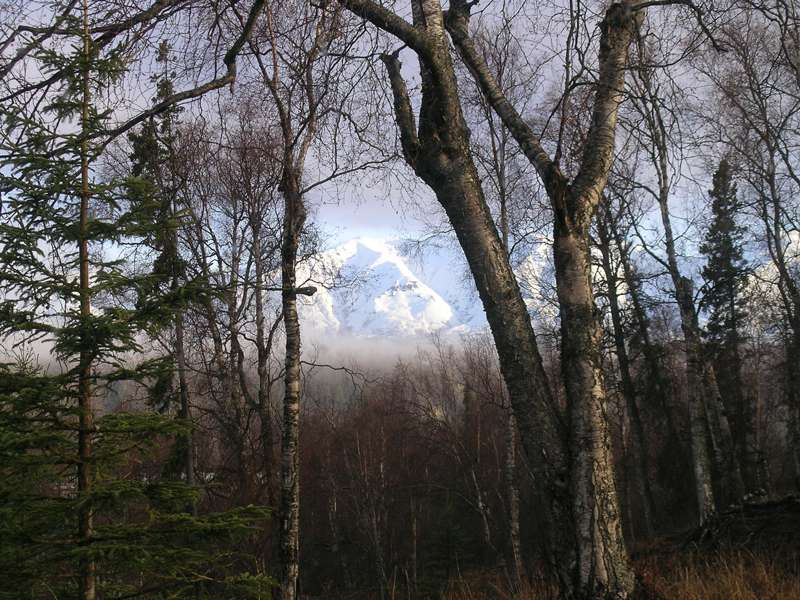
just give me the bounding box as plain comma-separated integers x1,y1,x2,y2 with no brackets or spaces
639,550,800,600
440,569,557,600
436,551,800,599
312,551,800,599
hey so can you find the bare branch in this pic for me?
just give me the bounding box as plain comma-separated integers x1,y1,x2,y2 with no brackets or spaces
570,2,643,223
102,0,268,143
379,51,420,169
445,0,566,197
337,0,431,53
632,0,727,52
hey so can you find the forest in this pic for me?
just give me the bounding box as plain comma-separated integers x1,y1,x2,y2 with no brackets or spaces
1,0,800,598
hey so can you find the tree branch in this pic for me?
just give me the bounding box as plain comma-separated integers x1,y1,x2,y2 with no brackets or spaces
444,0,565,198
632,0,726,52
102,0,267,143
338,0,431,53
570,2,643,224
379,51,420,169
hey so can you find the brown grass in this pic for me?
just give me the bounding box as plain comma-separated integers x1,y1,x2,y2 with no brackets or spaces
309,551,800,599
440,569,557,600
639,550,800,600
436,552,800,599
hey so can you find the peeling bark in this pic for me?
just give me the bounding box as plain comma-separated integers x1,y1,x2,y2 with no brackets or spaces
342,1,574,585
505,412,524,588
341,0,642,595
554,223,632,598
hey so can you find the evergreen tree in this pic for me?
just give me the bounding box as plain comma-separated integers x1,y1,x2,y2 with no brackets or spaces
701,158,749,349
0,3,271,597
125,42,199,496
700,158,761,494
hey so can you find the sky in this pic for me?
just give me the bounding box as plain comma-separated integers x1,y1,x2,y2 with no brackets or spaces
312,191,414,243
306,168,446,246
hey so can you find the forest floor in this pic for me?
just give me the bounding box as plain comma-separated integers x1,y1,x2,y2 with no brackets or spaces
635,495,800,599
442,496,800,600
316,496,800,599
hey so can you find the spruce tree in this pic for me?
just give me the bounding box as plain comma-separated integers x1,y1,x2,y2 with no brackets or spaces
700,158,760,494
125,42,199,500
0,2,271,597
701,158,748,350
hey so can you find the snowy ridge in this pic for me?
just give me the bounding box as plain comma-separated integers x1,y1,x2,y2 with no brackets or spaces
295,236,553,340
297,238,487,338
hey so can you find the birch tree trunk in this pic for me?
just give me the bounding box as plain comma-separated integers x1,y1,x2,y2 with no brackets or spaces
496,147,524,587
554,221,631,597
226,212,250,504
631,63,744,516
463,386,494,556
278,174,306,600
340,0,643,594
78,1,96,595
504,413,524,587
327,465,352,589
339,0,574,587
702,359,746,503
446,2,642,594
248,6,335,592
664,190,743,513
251,214,278,506
610,208,682,448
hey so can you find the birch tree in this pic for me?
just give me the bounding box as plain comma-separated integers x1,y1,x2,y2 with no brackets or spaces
332,0,652,595
242,1,378,594
445,3,649,593
458,21,540,583
595,200,656,539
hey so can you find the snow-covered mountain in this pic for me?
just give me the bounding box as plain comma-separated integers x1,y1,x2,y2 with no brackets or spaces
297,238,488,338
294,236,556,341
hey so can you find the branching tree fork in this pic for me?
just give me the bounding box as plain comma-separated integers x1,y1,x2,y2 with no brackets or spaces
333,0,655,596
446,2,644,596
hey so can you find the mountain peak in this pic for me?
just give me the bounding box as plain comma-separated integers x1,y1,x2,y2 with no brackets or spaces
298,237,484,339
